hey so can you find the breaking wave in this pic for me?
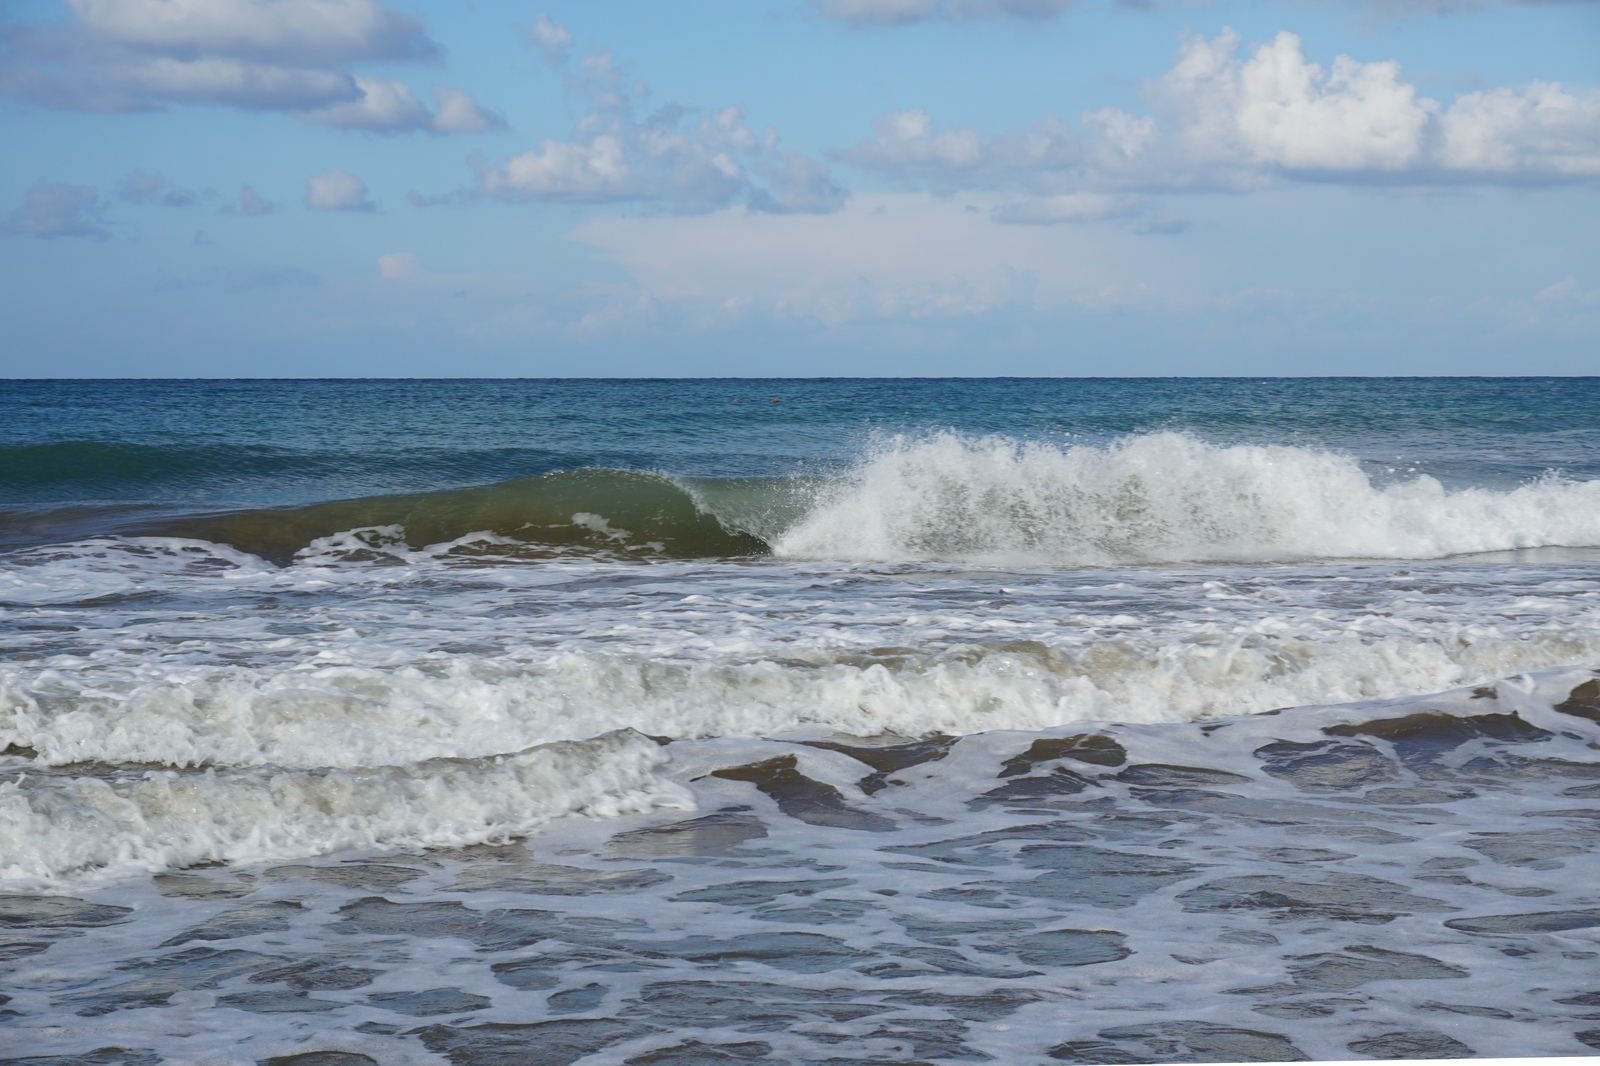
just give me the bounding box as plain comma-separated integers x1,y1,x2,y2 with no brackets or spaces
0,730,690,886
771,432,1600,565
7,632,1598,771
7,433,1600,566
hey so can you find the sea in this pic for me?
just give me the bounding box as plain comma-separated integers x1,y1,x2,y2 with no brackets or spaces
2,377,1600,1065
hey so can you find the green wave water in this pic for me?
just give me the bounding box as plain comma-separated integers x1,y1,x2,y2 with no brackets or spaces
141,470,776,564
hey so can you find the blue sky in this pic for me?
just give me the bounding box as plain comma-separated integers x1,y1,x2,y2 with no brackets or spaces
1,0,1597,377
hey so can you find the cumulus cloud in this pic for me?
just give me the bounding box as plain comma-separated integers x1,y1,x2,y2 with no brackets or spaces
1156,29,1435,172
834,28,1600,222
1437,82,1600,177
1151,29,1600,179
116,169,199,206
0,0,500,134
524,13,572,60
5,181,108,238
297,76,504,133
814,0,1593,23
812,0,1079,24
836,109,1080,193
469,14,846,215
304,168,375,211
482,134,638,203
1332,0,1600,12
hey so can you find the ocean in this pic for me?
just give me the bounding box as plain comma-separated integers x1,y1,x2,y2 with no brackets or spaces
2,377,1599,1065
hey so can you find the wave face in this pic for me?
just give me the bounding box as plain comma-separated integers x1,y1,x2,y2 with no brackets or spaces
139,470,770,563
773,432,1600,565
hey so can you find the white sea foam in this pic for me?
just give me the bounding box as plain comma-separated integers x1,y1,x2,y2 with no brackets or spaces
5,627,1597,770
0,729,691,887
771,433,1600,565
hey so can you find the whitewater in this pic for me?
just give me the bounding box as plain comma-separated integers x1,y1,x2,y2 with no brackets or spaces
2,378,1599,1064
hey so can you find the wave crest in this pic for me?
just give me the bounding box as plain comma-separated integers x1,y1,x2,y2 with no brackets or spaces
772,432,1600,565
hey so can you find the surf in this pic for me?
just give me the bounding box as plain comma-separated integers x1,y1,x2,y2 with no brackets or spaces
7,432,1600,567
772,431,1600,565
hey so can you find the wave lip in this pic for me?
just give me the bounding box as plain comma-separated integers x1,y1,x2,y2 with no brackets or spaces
772,432,1600,566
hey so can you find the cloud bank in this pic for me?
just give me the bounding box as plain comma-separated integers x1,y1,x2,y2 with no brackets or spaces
0,0,499,133
814,0,1596,24
835,28,1600,223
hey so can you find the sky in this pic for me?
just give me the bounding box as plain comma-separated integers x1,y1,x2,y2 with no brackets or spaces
1,0,1597,377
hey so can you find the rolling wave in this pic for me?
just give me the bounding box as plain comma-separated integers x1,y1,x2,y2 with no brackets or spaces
145,470,771,563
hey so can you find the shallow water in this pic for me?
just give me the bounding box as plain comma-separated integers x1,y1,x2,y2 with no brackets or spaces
4,672,1600,1063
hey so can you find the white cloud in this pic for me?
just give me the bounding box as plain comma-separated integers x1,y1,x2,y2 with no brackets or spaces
116,169,199,206
834,109,1081,194
839,109,985,174
1437,82,1600,176
304,168,375,211
814,0,1594,23
1157,29,1434,171
5,182,108,238
63,0,435,64
525,13,572,60
296,76,503,133
431,85,503,134
835,28,1600,215
471,15,847,215
0,0,500,133
296,74,428,129
481,135,639,203
812,0,1079,25
1326,0,1600,11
